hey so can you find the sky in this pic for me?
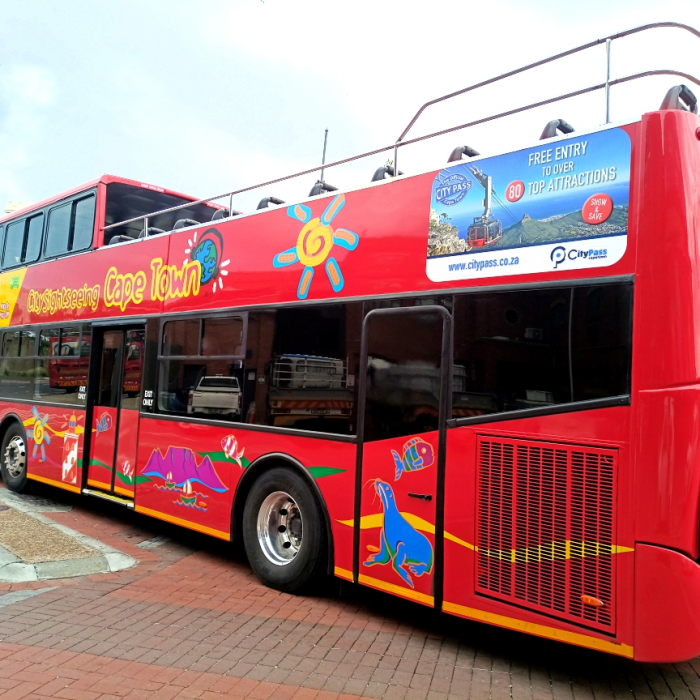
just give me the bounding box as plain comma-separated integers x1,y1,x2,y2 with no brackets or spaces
0,0,699,215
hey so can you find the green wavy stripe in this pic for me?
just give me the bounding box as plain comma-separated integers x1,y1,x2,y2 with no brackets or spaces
308,467,346,479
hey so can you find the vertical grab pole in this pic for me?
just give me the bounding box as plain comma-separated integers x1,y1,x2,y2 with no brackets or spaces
605,38,612,124
228,193,234,217
393,143,399,178
320,128,329,183
143,216,148,238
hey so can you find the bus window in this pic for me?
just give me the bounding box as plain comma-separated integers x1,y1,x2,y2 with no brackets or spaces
451,283,632,419
158,316,246,419
24,214,44,263
45,194,96,258
36,326,88,405
4,220,24,267
3,213,44,267
0,330,36,401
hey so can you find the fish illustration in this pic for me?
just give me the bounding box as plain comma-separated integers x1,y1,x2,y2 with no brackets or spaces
221,435,245,467
391,438,434,480
95,412,113,434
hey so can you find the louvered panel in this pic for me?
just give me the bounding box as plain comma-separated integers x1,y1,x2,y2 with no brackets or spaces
476,436,617,633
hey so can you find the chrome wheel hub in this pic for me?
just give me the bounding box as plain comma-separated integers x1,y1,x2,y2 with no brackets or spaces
4,436,26,479
257,491,303,566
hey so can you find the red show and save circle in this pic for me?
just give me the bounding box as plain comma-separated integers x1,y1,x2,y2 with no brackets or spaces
582,193,613,225
505,180,525,202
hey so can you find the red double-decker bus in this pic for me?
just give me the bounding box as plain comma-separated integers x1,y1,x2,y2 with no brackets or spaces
1,23,700,663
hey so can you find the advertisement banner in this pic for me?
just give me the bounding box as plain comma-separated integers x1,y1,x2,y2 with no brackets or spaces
426,128,631,281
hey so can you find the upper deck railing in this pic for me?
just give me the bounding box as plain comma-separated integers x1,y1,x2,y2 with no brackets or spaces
103,21,700,238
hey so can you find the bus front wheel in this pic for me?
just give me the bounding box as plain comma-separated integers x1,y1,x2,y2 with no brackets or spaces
0,423,29,493
243,467,326,593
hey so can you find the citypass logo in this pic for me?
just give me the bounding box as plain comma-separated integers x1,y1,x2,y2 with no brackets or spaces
434,172,471,206
551,245,608,269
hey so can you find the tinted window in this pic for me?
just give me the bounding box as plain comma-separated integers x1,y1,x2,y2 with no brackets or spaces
158,316,246,420
162,319,199,356
4,220,24,267
246,304,363,434
202,317,244,356
451,283,632,419
25,214,44,263
45,202,72,258
363,309,445,441
157,304,364,434
45,195,95,258
72,196,95,251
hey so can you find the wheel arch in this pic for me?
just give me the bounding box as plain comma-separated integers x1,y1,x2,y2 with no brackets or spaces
0,413,27,448
231,452,335,575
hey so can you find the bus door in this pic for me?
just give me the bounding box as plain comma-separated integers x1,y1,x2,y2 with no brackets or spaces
86,326,145,499
356,306,451,608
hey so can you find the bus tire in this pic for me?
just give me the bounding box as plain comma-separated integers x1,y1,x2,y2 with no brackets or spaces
243,466,326,593
0,422,29,493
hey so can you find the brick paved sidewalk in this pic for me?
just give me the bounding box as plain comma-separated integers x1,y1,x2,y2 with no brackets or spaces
0,483,699,700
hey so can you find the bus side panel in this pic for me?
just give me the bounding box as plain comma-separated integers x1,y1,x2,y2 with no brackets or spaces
134,418,356,564
443,407,635,656
7,403,86,493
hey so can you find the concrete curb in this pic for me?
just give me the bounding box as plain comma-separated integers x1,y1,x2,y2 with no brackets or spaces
0,490,137,582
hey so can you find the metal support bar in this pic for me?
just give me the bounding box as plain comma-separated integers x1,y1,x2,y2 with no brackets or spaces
605,38,612,124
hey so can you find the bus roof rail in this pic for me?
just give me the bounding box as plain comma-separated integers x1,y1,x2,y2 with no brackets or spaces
103,22,700,236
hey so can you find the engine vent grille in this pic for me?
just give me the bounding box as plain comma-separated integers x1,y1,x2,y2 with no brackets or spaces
476,436,617,632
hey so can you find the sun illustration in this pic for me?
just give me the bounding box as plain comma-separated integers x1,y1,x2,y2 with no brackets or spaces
27,406,51,462
184,228,230,293
273,194,359,299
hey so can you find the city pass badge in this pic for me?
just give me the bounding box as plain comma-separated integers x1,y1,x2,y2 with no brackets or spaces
434,172,471,206
9,276,19,290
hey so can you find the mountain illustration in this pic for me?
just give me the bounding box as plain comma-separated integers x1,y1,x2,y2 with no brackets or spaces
478,205,628,250
142,447,228,492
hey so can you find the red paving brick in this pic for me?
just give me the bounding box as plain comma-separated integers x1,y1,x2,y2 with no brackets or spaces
0,484,697,699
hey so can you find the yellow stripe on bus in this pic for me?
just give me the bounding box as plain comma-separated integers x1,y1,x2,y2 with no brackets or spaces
442,600,634,658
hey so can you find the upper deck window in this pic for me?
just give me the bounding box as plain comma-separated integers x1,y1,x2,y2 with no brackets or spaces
3,213,44,268
104,183,217,244
44,194,96,258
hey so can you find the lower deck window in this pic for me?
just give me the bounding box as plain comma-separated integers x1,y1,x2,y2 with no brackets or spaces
452,283,632,419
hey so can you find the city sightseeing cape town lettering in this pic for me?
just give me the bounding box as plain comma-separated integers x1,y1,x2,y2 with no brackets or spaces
0,23,699,665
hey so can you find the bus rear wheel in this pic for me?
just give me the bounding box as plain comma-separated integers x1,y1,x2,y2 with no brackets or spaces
0,423,29,493
243,467,326,593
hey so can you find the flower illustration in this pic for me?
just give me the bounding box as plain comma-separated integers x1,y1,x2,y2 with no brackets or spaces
27,406,51,461
273,194,359,299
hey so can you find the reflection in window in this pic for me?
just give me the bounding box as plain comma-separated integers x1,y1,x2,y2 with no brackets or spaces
363,310,444,442
36,326,90,405
451,283,632,419
158,316,246,420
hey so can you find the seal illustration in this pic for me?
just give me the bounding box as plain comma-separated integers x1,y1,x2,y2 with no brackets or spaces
364,479,434,588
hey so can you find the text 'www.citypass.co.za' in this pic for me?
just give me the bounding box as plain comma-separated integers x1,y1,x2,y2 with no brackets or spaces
448,255,520,273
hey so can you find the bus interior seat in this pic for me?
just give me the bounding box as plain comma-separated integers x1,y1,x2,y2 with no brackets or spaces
211,208,243,221
447,145,480,162
540,119,575,140
257,197,285,210
371,165,404,181
137,227,165,239
659,84,698,113
172,218,200,230
108,234,136,245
